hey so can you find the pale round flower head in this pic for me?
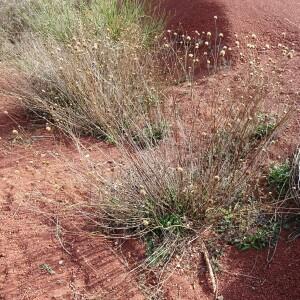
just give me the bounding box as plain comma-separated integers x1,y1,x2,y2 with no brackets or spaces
188,53,194,58
247,43,256,49
214,16,218,20
176,167,184,172
207,31,211,37
205,41,209,46
220,50,226,56
12,129,18,135
251,33,257,39
46,126,52,132
142,219,150,226
207,60,211,64
186,36,191,41
219,33,224,38
140,189,147,196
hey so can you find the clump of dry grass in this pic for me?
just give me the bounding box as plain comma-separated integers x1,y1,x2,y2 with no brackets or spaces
6,33,165,141
75,50,290,282
0,0,166,142
55,27,294,296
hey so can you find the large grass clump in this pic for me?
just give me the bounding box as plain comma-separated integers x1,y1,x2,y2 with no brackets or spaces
0,0,165,141
78,63,289,275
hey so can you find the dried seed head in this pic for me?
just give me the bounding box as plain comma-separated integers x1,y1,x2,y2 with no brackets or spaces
139,189,147,196
143,219,150,226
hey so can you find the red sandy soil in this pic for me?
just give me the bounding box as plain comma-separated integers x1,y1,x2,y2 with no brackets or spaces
0,0,299,299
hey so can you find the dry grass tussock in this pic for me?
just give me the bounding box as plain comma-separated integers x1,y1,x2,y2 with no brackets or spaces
0,0,166,141
73,50,291,288
5,34,165,141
